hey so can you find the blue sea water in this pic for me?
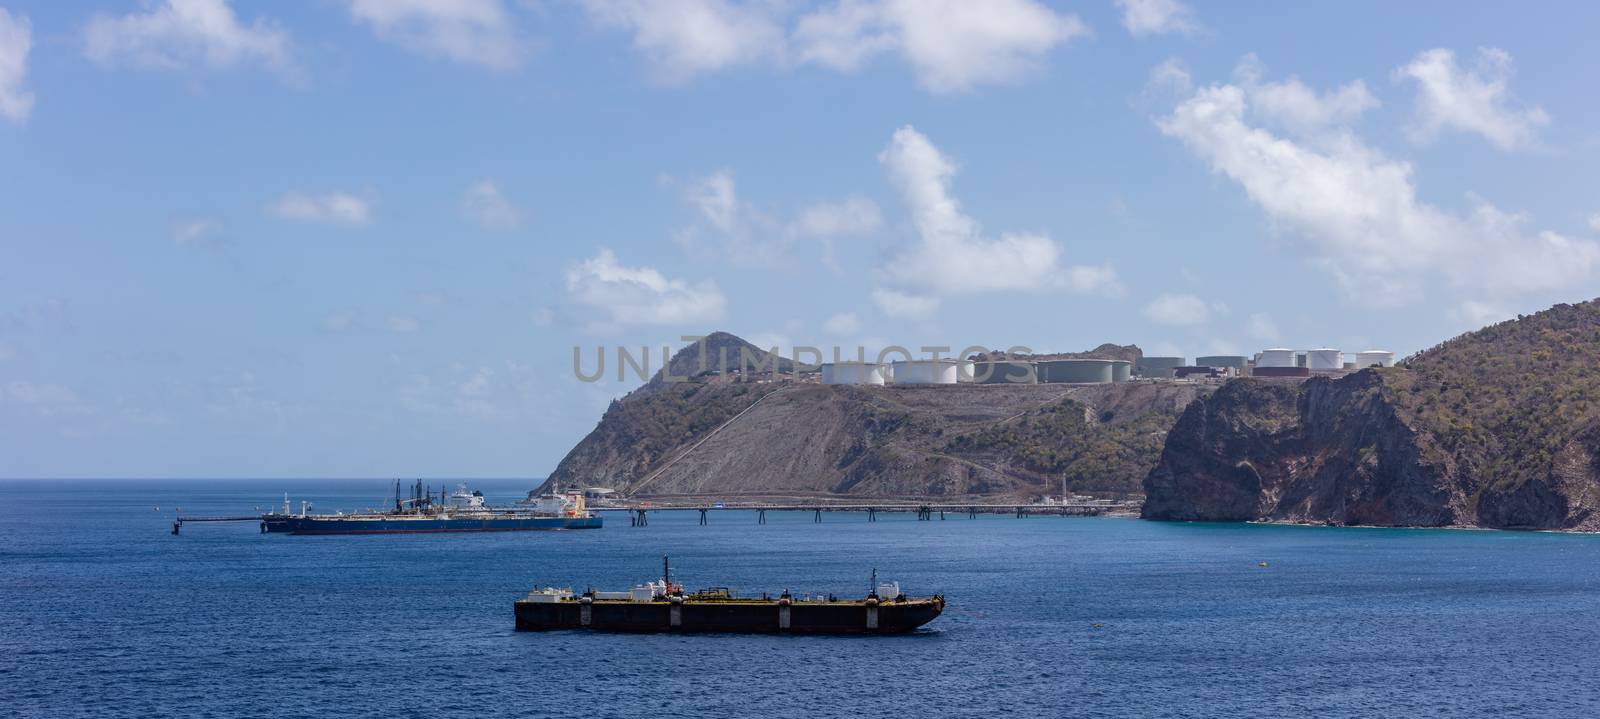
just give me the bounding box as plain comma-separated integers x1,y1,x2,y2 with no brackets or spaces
4,480,1600,718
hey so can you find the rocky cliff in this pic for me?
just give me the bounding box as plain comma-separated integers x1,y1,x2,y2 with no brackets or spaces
542,335,1207,499
1144,299,1600,530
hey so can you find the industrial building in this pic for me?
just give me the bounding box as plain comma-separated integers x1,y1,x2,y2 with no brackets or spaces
1136,356,1184,378
820,362,887,386
1038,359,1116,384
972,361,1038,384
1307,348,1343,371
1257,348,1296,368
1195,355,1248,370
1355,350,1395,368
890,359,961,385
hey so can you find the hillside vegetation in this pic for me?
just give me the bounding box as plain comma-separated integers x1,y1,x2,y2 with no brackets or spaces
1144,299,1600,530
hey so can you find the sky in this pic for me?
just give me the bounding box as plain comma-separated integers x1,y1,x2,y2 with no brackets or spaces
4,0,1600,479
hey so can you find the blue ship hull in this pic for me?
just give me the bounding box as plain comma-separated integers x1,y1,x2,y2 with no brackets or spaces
262,514,603,535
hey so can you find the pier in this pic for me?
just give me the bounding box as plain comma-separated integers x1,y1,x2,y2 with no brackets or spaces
599,502,1127,527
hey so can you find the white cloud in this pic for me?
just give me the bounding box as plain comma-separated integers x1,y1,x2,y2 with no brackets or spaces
323,310,357,332
674,170,880,270
1142,293,1210,326
344,0,523,69
462,179,521,230
388,315,421,333
1590,213,1600,234
795,0,1088,93
1451,300,1512,328
792,196,883,238
1394,47,1548,151
0,9,34,124
1245,312,1280,342
1,380,87,416
684,169,738,233
1233,54,1377,138
564,248,727,333
1154,59,1600,308
172,217,223,247
1116,0,1199,37
84,0,293,75
870,287,939,319
874,125,1121,303
270,191,373,226
822,312,862,335
581,0,785,83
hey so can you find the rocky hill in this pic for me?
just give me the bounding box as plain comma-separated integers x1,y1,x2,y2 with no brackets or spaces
541,335,1206,499
1144,299,1600,530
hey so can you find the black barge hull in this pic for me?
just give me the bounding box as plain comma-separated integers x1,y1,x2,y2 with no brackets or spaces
514,598,943,634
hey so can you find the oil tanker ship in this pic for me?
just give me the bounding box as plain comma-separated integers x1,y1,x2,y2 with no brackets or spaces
514,559,943,634
261,480,602,534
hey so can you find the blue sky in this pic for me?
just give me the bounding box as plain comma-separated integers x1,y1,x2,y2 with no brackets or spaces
4,1,1600,478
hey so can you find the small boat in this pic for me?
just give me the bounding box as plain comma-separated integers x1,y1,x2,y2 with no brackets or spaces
514,558,944,634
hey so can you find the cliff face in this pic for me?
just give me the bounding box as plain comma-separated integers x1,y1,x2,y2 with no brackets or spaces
1144,299,1600,530
543,335,1207,499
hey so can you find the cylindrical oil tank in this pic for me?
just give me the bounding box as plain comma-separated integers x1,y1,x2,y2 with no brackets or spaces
955,359,977,383
1038,359,1114,384
973,361,1038,384
1136,356,1184,378
820,362,886,385
1110,360,1132,383
1258,348,1296,368
1307,348,1342,371
889,360,959,384
1355,350,1395,368
1195,355,1248,370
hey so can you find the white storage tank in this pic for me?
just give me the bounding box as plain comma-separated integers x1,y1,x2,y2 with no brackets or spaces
1308,348,1343,371
820,362,887,385
1258,348,1296,368
1355,350,1395,368
890,359,960,385
955,359,977,383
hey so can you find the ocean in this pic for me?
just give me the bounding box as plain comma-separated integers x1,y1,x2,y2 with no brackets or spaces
5,479,1599,718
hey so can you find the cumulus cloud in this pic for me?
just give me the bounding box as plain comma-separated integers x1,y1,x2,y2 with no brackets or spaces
1590,213,1600,234
565,248,727,333
0,9,34,124
822,312,862,335
462,179,521,230
869,287,939,320
172,217,223,247
1142,293,1211,326
1394,47,1549,151
1233,54,1378,138
792,196,883,238
673,170,881,270
343,0,524,69
684,169,738,233
270,191,373,226
1154,58,1599,308
1451,300,1513,328
84,0,293,75
581,0,785,83
1245,312,1281,342
871,125,1121,314
387,315,420,333
1116,0,1199,37
794,0,1088,93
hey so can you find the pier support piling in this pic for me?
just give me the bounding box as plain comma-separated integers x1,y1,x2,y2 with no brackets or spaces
698,508,708,526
